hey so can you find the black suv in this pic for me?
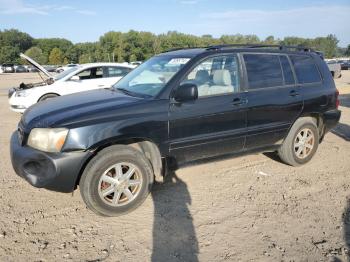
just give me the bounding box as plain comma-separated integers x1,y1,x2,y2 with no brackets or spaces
10,45,341,216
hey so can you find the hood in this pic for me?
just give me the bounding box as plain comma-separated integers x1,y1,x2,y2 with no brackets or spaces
21,89,144,130
20,53,52,78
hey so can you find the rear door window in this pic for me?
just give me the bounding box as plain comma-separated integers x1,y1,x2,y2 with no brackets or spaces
290,55,321,84
243,54,283,89
279,55,295,85
104,67,132,78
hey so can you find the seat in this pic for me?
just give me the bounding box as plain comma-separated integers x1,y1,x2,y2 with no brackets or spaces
208,70,234,95
195,70,210,97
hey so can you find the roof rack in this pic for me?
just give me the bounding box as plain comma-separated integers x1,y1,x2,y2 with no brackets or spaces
206,44,315,52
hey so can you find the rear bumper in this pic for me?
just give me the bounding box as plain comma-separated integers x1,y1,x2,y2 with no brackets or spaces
323,109,341,134
10,131,92,193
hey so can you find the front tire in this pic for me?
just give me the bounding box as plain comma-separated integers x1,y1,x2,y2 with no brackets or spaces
79,145,154,216
278,118,319,166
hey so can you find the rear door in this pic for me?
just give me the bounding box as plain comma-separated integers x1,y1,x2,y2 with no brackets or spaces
289,55,325,113
169,54,248,163
242,53,303,149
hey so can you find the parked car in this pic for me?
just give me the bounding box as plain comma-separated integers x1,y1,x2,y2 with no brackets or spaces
15,65,28,73
340,60,350,70
326,61,342,78
130,61,142,66
10,45,341,216
8,53,134,113
55,64,79,73
27,66,39,72
44,65,58,72
1,63,15,73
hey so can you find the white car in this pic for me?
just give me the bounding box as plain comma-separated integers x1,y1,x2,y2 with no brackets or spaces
55,64,79,73
8,53,134,113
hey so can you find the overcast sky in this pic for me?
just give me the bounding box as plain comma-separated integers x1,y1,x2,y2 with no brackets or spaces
0,0,349,47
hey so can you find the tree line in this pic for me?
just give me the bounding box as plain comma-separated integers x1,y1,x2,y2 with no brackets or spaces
0,29,349,65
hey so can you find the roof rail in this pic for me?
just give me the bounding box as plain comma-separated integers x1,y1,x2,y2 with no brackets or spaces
164,46,206,53
206,44,315,52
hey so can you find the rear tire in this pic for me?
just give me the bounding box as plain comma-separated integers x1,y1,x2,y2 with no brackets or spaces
38,93,58,102
278,118,319,166
79,145,154,217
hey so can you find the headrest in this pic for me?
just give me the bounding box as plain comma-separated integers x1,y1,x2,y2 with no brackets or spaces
213,70,232,86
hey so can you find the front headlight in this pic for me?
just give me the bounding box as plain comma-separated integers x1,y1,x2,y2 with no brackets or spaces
27,128,69,152
15,90,31,97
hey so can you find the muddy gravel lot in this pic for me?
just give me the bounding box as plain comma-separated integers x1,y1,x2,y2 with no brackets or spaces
0,72,350,261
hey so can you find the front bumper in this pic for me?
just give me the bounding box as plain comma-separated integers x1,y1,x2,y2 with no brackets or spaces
10,131,93,193
8,90,35,113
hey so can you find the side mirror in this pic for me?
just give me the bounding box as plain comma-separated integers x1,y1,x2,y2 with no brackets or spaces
174,83,198,102
70,75,80,81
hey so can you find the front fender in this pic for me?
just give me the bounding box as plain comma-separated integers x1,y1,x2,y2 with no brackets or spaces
62,119,169,156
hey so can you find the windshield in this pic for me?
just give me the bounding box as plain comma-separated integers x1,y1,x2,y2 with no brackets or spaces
55,66,81,80
113,56,191,97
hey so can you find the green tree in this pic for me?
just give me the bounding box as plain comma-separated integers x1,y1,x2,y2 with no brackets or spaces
0,29,33,53
129,54,137,62
65,46,79,63
312,34,339,58
34,38,73,58
0,46,20,63
345,44,350,56
264,36,278,45
79,53,91,64
24,46,47,64
49,47,63,65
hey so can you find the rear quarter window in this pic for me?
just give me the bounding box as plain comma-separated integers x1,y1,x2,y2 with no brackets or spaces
290,55,321,84
243,54,283,89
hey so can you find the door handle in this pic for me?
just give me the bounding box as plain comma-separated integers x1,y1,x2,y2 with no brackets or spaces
289,90,300,97
232,97,248,106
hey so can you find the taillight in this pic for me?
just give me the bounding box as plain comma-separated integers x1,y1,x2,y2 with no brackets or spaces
335,89,340,109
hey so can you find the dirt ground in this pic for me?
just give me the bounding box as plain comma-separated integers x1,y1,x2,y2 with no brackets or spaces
0,71,350,262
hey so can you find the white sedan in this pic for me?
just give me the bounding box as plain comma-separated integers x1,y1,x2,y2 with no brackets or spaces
8,54,135,113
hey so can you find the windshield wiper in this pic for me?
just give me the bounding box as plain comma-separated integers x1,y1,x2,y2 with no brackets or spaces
116,87,139,97
115,87,151,98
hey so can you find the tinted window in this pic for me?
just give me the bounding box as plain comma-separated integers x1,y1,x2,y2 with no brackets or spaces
181,55,240,97
105,67,131,78
244,54,283,89
76,67,103,80
279,56,295,85
290,55,321,84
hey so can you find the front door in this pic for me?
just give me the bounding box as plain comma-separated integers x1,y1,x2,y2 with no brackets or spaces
63,67,105,95
169,54,247,163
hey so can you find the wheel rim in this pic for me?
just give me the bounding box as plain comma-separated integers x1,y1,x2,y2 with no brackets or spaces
97,162,142,207
294,128,315,159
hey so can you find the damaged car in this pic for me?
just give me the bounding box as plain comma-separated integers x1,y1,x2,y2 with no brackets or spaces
8,53,135,113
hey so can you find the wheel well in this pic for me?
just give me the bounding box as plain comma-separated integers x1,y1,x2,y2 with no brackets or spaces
37,93,60,102
74,138,164,189
298,114,324,139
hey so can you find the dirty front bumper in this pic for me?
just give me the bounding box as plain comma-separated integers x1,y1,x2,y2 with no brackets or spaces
10,131,92,193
